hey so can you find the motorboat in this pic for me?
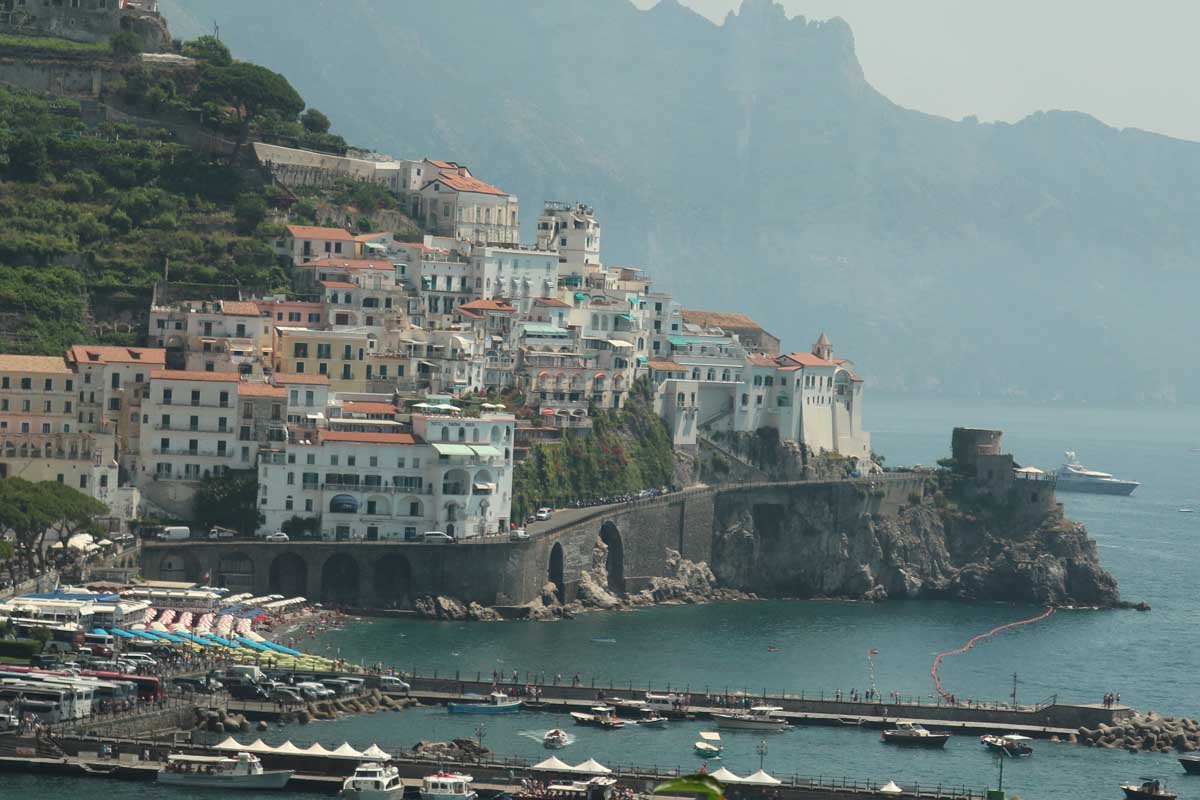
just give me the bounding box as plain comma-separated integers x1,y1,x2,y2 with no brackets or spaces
157,752,293,789
420,772,477,800
880,722,950,748
543,728,570,749
1179,755,1200,775
1055,452,1139,495
447,691,521,714
636,708,668,727
694,731,722,757
980,733,1033,757
342,762,404,799
544,777,618,800
1120,778,1176,799
570,708,624,729
713,706,789,732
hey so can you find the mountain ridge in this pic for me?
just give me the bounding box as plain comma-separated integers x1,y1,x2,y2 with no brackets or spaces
160,0,1200,402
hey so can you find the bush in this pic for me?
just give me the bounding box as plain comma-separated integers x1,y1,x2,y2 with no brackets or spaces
0,639,40,660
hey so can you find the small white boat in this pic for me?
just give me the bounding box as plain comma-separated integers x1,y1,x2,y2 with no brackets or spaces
543,728,570,749
637,708,668,727
447,691,521,714
545,777,618,800
980,733,1033,757
694,730,722,757
156,752,293,790
342,762,404,799
420,772,476,800
713,706,789,732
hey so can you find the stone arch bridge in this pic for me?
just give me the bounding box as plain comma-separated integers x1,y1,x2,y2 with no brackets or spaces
140,476,923,608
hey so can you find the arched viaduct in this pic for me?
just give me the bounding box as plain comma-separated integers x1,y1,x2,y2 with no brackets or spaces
141,476,922,608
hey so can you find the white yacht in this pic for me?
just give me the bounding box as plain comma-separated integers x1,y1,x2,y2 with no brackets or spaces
713,705,789,731
156,752,293,790
342,762,404,799
1055,451,1139,495
420,772,477,800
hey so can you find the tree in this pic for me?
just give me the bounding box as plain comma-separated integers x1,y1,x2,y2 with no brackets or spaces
193,470,263,535
0,480,106,579
29,625,51,653
233,192,268,235
182,35,233,66
300,107,331,134
109,31,143,63
197,62,305,155
5,134,47,183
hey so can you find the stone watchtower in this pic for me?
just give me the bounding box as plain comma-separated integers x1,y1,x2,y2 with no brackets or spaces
949,427,1059,516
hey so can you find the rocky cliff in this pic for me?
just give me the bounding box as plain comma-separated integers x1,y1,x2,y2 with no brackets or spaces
710,476,1121,607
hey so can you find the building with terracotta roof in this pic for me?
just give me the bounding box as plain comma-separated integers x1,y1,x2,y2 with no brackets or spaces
682,310,780,356
258,411,515,541
148,299,271,374
272,327,378,394
418,163,519,245
65,346,166,473
276,224,360,265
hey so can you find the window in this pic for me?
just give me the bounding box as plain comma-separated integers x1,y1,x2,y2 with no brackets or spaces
79,474,87,489
293,343,309,358
330,455,338,466
41,423,50,434
108,398,120,411
190,390,201,406
43,378,52,391
741,393,749,407
160,437,170,451
369,456,378,467
110,372,119,389
219,391,229,407
396,457,406,468
20,378,31,390
287,472,295,485
189,415,199,431
21,399,29,412
341,364,351,380
317,343,331,359
347,455,356,467
217,441,226,456
0,377,7,389
243,402,253,418
285,496,294,511
305,499,313,512
43,400,51,412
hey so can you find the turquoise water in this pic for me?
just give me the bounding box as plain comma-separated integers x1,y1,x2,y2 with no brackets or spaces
12,395,1200,799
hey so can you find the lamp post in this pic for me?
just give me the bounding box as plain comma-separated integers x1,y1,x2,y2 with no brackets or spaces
756,738,768,771
475,722,487,763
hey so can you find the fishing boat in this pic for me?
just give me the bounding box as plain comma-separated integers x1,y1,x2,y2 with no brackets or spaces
156,752,293,789
1120,778,1176,799
713,706,789,732
420,772,476,800
694,731,722,757
543,728,570,749
447,691,521,714
341,762,404,799
880,721,950,748
980,733,1033,757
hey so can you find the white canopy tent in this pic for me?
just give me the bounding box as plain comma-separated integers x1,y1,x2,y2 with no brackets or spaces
330,742,365,759
708,768,744,783
879,781,903,795
532,756,575,771
573,759,611,774
213,736,244,751
361,744,390,759
244,739,276,754
742,770,781,786
272,741,307,756
304,743,333,756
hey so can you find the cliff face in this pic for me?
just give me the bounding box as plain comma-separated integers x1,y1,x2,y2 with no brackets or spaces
711,481,1120,607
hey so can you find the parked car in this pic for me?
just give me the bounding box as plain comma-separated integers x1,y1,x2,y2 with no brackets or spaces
227,682,271,702
379,676,411,694
320,679,352,698
270,687,304,704
295,681,334,700
509,528,529,540
265,531,289,542
420,531,454,543
31,654,62,669
535,508,553,521
174,677,222,695
0,713,16,732
120,653,158,667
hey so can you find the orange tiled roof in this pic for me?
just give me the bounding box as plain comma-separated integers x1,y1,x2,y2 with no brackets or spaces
424,172,507,196
746,354,777,367
237,382,287,398
273,373,331,385
219,301,261,316
426,159,460,170
340,401,398,415
0,354,72,374
302,257,394,271
149,369,241,382
534,298,572,308
285,225,356,241
319,280,358,289
457,299,514,313
68,346,166,366
681,310,765,331
353,232,391,242
320,430,418,445
778,352,835,368
644,360,683,372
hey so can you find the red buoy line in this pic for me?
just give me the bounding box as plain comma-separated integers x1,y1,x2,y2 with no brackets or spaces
930,607,1055,702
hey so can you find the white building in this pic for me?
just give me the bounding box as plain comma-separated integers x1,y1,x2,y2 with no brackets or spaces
259,411,515,540
418,164,520,245
470,245,559,313
536,201,601,277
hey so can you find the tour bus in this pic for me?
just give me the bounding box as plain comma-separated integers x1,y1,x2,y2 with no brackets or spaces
0,674,93,719
82,670,162,702
2,666,144,709
0,681,74,723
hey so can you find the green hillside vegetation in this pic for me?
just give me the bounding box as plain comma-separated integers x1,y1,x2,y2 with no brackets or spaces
511,378,674,519
0,36,361,355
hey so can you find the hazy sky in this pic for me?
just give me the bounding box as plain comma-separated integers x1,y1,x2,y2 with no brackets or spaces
633,0,1198,142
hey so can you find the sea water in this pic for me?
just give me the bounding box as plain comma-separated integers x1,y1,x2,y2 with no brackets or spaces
13,395,1200,800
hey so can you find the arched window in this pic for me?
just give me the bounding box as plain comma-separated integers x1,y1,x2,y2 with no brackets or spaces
706,369,716,381
472,428,480,442
691,368,700,381
441,426,449,441
457,427,466,442
722,369,731,381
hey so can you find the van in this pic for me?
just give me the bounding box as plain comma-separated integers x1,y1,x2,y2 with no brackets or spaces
160,526,191,541
225,665,266,683
379,676,410,694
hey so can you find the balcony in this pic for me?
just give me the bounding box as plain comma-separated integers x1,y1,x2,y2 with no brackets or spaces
321,482,431,495
152,424,233,433
153,448,231,458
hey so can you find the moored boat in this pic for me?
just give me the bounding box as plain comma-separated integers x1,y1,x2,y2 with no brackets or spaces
980,733,1033,757
447,691,521,714
156,752,293,789
543,728,570,749
1120,778,1176,799
713,706,788,732
341,762,404,799
1179,754,1200,774
544,776,618,800
637,708,668,727
694,731,722,757
420,772,476,800
880,721,950,748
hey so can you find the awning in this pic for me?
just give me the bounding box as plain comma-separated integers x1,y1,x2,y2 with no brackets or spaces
470,445,502,457
433,443,475,457
108,627,135,639
540,409,557,416
473,482,497,492
574,292,587,300
618,314,636,322
608,339,633,348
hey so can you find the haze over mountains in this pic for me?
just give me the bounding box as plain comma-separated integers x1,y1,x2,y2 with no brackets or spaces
163,0,1200,402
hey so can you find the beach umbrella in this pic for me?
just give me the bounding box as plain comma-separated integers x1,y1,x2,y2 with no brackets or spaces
879,781,903,795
